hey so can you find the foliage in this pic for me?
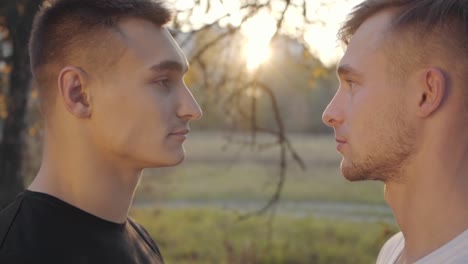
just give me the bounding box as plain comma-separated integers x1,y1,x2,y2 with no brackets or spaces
0,0,40,208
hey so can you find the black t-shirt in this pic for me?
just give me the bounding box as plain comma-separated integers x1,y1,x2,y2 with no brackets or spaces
0,190,164,264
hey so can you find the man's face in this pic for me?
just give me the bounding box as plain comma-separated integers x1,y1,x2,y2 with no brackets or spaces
322,11,416,182
89,18,202,169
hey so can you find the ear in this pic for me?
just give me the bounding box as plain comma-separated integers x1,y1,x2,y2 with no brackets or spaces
417,68,446,118
58,66,92,118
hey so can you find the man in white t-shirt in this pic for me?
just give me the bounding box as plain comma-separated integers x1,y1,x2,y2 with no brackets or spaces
322,0,468,263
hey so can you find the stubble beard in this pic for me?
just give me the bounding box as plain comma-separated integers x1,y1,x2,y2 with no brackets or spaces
341,111,416,183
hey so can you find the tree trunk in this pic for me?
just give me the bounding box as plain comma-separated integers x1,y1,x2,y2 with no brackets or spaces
0,1,39,210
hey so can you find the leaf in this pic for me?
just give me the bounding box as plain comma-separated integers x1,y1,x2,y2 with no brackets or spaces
184,70,198,87
0,94,7,119
0,64,12,74
28,127,36,137
312,67,328,79
0,110,7,119
30,87,38,99
17,3,24,16
0,93,5,107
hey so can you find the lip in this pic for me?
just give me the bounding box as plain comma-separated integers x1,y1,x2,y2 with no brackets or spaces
335,138,347,151
169,129,190,141
169,129,190,136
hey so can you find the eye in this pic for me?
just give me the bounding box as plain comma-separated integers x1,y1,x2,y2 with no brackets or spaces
346,79,357,90
158,79,170,87
155,78,173,90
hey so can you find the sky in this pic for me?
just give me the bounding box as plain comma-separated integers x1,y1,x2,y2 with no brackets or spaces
169,0,364,67
304,0,364,65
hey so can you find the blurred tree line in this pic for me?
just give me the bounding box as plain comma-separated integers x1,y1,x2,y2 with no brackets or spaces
0,0,339,210
185,28,337,133
0,0,39,209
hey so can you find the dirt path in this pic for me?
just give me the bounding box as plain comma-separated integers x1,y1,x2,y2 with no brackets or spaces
134,200,395,223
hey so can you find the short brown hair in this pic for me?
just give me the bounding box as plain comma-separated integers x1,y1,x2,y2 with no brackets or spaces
338,0,468,82
29,0,172,114
339,0,468,45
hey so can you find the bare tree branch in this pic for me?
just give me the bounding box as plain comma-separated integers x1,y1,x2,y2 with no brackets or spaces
179,2,271,48
189,27,238,63
238,81,289,220
175,0,329,223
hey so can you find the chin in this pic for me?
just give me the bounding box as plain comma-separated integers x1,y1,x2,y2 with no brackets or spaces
342,170,363,182
166,155,185,166
340,160,370,182
152,150,186,168
341,159,389,182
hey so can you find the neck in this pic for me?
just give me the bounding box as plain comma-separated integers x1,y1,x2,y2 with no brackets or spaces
385,137,468,262
29,131,143,224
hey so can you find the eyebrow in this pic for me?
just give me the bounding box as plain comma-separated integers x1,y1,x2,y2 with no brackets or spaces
336,64,363,78
149,60,189,74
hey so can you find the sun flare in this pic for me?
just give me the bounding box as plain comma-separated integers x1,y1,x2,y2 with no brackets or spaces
245,42,271,71
241,11,276,71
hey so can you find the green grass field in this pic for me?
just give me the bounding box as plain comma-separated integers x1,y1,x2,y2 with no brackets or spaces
129,132,398,263
131,207,398,264
136,132,387,206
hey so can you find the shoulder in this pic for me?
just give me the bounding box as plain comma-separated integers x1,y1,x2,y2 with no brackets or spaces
1,197,48,264
417,229,468,264
377,231,404,264
0,192,67,253
127,217,163,257
0,195,24,223
0,195,25,251
127,217,152,241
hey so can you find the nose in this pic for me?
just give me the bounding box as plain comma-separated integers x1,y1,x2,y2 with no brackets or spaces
177,84,203,121
322,92,344,128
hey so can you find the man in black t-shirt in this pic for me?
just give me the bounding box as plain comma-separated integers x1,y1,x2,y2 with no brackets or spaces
0,0,202,263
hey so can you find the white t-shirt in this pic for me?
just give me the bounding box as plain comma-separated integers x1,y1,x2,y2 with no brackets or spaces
377,229,468,264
